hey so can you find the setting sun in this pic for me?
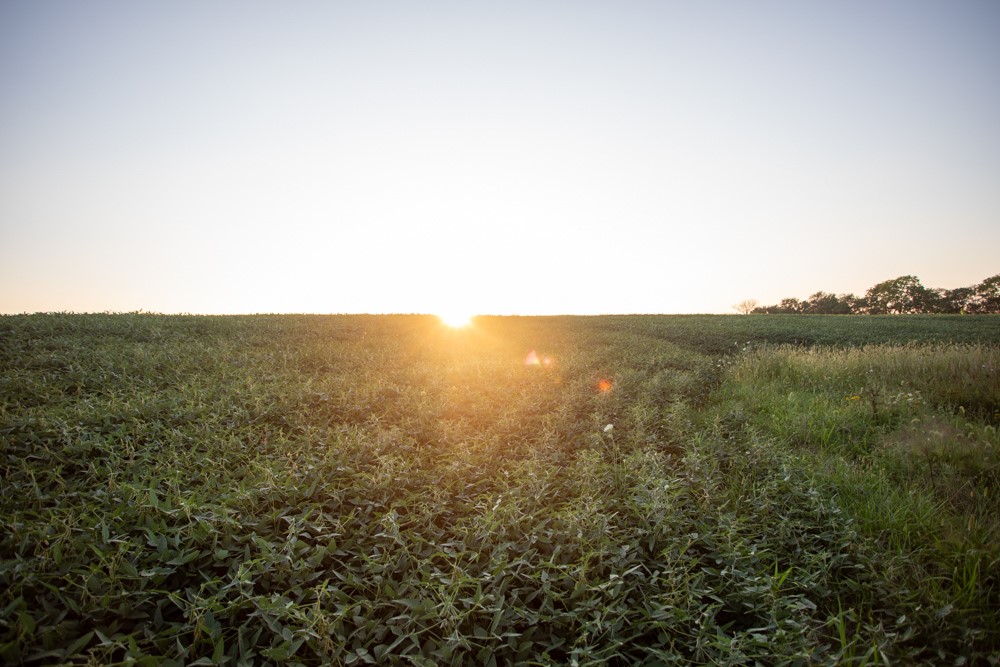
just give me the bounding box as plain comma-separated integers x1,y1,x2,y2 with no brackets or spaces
438,311,474,328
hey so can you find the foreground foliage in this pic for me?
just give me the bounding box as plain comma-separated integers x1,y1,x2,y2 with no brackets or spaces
2,313,998,665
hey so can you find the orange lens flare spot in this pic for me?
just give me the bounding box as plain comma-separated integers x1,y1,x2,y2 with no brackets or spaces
597,379,613,393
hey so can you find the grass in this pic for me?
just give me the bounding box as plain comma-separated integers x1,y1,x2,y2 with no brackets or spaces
708,341,1000,663
1,313,998,665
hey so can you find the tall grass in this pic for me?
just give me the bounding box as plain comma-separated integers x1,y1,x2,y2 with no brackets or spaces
711,342,1000,663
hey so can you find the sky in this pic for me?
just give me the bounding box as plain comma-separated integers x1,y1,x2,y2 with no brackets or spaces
1,1,998,316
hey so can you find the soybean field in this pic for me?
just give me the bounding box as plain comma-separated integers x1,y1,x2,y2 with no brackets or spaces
2,313,999,665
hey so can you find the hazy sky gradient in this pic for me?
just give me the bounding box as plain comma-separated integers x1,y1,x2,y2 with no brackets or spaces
2,1,998,314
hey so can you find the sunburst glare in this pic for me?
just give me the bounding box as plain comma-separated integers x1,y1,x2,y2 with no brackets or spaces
438,311,474,328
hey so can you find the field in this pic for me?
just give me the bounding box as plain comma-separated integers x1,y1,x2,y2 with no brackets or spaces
2,313,999,666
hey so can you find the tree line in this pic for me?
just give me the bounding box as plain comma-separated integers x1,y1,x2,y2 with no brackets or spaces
737,274,1000,315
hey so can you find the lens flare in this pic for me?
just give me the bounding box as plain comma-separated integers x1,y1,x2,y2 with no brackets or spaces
597,379,613,393
525,351,555,367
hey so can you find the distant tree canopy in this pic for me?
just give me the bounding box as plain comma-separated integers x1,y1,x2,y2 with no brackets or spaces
750,274,1000,315
865,275,931,314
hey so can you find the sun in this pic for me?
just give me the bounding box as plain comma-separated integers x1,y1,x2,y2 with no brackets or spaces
438,311,475,328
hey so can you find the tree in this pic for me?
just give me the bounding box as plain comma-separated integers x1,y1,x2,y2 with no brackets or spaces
804,291,853,314
778,297,805,314
838,293,864,313
747,274,997,316
933,287,973,314
863,275,933,314
969,274,1000,314
752,297,806,314
733,299,758,315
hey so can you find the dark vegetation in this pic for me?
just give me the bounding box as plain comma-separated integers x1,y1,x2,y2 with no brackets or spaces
747,273,1000,315
2,313,999,665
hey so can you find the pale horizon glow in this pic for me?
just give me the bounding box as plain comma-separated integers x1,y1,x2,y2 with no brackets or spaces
2,1,998,315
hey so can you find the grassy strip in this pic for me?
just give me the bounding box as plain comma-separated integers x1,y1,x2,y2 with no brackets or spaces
709,343,1000,663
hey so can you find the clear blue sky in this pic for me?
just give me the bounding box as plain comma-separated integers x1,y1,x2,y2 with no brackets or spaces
2,1,998,315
